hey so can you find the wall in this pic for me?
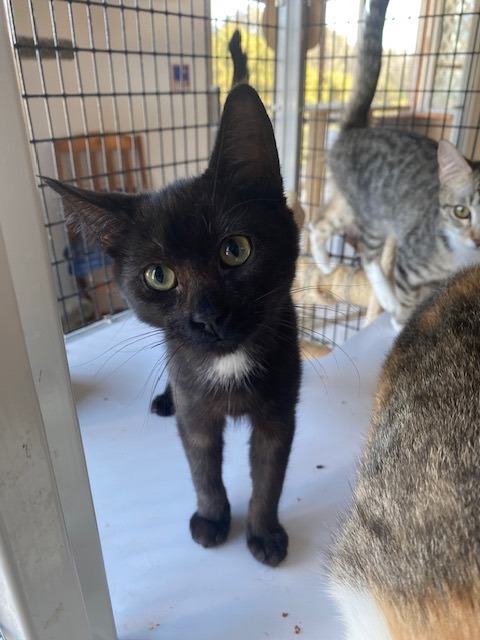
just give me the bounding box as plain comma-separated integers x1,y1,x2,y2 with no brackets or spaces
8,0,212,302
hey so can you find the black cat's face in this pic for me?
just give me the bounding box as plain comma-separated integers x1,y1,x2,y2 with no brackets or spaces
46,85,298,355
113,177,297,354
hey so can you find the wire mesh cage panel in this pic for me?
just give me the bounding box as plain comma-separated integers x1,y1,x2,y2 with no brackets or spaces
5,0,280,333
301,0,480,219
5,0,480,349
6,0,216,331
296,0,480,346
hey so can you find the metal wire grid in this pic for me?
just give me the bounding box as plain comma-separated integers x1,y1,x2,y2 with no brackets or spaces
300,0,480,225
297,0,480,345
211,4,277,110
5,0,480,346
5,0,283,334
5,0,217,332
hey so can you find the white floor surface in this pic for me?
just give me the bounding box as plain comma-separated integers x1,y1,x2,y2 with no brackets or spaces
65,311,396,640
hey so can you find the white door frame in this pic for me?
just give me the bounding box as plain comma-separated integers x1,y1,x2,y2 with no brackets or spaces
274,0,308,195
0,3,117,639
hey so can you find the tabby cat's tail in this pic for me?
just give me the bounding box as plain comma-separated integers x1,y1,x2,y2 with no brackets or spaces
343,0,389,129
228,29,249,87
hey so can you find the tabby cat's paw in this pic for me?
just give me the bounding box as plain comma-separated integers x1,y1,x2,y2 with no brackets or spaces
190,511,231,548
246,524,288,567
390,315,404,333
317,261,337,275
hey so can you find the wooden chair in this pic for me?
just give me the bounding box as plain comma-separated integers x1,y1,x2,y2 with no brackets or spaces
54,133,148,193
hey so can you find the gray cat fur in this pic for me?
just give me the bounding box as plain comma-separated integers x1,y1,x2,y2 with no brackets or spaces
311,0,480,325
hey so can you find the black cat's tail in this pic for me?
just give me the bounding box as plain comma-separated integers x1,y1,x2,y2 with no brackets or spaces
343,0,389,130
228,29,249,87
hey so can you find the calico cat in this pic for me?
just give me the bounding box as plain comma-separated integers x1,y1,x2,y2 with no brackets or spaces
330,264,480,639
45,82,301,567
309,0,480,326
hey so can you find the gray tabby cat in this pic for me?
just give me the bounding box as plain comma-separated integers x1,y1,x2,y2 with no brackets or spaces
330,264,480,639
309,0,480,326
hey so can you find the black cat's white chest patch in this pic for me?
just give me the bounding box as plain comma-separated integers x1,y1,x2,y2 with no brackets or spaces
205,349,255,388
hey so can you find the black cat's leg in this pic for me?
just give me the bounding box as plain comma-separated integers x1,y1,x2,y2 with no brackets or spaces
151,381,175,416
176,416,231,548
247,413,295,566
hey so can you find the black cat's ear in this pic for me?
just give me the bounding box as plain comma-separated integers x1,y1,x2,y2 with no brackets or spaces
208,84,283,198
43,177,138,255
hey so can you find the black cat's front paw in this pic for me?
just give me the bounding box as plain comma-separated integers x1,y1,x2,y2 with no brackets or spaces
151,385,175,416
190,511,231,548
246,524,288,567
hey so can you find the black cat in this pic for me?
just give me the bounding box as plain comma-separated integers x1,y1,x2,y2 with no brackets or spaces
46,82,301,567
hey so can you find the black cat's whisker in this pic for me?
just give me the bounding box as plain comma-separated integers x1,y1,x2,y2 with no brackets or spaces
293,300,364,323
156,346,187,416
251,308,332,387
252,284,286,305
90,336,170,380
290,285,367,316
140,357,166,400
96,338,170,382
256,312,332,387
148,342,183,408
302,331,361,392
89,328,168,381
297,351,330,396
292,327,361,390
138,344,182,429
137,356,166,421
134,337,178,404
70,328,162,369
152,346,178,394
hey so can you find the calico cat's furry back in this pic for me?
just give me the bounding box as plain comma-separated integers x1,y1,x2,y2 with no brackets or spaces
330,265,480,638
46,82,301,566
309,0,480,326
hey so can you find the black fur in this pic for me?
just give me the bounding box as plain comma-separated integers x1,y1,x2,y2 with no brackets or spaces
228,29,249,86
46,83,301,566
151,382,175,417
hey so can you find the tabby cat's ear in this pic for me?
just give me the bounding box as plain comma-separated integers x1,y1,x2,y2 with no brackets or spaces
208,84,283,198
44,178,138,256
437,140,472,187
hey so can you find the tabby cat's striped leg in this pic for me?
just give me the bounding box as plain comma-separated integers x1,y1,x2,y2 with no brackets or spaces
391,261,423,327
309,190,355,275
309,220,337,274
391,287,421,327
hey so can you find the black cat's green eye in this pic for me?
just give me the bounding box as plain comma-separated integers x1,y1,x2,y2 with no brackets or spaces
454,205,471,219
144,265,177,291
220,235,251,267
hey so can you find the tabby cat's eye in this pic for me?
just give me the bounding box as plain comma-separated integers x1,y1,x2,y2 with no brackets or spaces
144,265,177,291
454,205,471,219
220,235,251,267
